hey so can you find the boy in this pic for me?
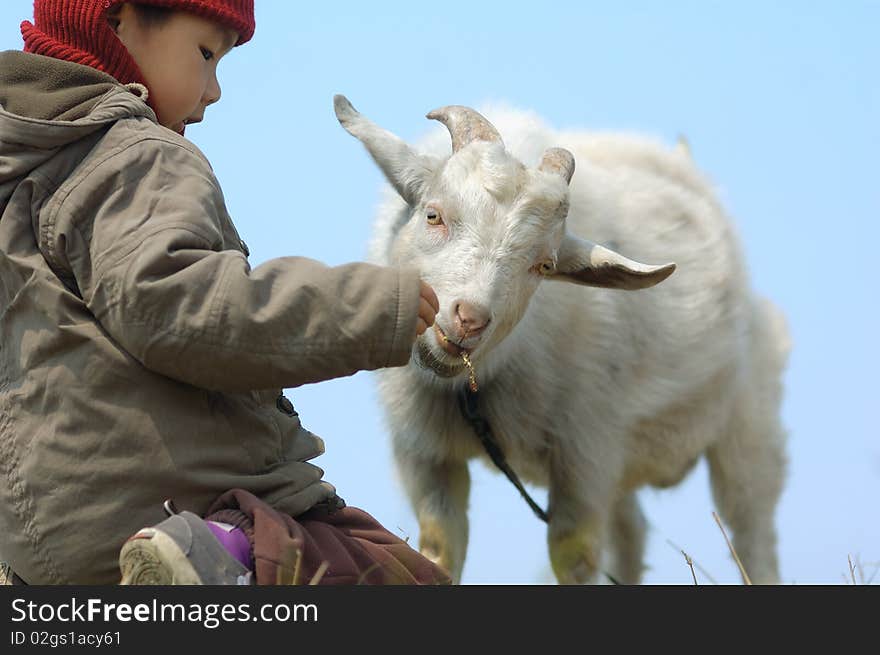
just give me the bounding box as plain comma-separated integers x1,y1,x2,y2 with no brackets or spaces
0,0,448,585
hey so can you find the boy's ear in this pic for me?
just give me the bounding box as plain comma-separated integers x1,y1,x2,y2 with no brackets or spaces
106,3,136,36
106,3,123,33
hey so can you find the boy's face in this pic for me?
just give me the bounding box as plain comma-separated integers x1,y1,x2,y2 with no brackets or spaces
112,4,239,133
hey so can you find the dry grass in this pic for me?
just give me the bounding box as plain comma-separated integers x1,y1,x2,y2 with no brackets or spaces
668,512,878,586
680,549,699,585
665,538,719,584
843,554,879,585
275,543,331,586
712,511,752,585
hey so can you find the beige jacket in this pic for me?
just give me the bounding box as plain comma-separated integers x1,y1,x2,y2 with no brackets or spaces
0,51,420,584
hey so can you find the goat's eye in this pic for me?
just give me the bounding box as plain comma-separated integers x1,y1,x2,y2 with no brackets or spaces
426,208,444,226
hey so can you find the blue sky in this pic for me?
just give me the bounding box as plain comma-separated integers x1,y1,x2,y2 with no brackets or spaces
2,1,877,584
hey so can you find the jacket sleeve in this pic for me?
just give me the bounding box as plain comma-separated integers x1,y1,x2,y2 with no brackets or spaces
45,133,421,392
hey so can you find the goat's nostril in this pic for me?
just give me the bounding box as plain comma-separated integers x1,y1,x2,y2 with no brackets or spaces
453,300,491,336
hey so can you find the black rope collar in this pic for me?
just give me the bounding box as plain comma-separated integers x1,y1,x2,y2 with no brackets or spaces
457,384,623,585
457,385,549,523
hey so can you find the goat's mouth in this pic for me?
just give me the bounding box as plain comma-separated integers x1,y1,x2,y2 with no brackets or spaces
410,324,462,375
433,323,475,357
413,323,485,379
414,338,464,378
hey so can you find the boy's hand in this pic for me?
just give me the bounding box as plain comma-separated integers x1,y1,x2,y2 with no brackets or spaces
416,280,440,337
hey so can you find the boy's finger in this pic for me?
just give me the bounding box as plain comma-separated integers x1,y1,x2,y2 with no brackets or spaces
420,281,440,313
419,297,436,325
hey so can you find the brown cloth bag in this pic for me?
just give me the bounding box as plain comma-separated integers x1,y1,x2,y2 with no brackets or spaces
205,489,451,585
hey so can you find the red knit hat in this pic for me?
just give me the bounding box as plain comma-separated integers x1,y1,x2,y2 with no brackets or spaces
21,1,255,88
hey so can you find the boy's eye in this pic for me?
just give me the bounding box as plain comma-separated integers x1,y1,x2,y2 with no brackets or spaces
200,47,214,61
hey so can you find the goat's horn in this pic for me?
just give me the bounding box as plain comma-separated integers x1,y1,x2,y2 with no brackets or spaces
426,105,503,153
538,147,576,185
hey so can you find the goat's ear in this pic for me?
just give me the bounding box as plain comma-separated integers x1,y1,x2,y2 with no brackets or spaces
334,95,435,206
548,234,676,290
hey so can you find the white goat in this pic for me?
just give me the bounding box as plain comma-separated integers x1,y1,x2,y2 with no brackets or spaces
334,95,789,584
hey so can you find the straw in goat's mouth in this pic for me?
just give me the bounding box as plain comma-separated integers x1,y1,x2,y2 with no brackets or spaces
439,333,479,392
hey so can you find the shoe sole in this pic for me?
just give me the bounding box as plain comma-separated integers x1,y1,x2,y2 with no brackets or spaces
118,528,204,585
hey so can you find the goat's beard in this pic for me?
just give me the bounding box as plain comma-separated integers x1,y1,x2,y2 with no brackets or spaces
414,336,467,379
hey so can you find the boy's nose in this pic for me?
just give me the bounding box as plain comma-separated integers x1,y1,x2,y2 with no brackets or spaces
205,74,222,106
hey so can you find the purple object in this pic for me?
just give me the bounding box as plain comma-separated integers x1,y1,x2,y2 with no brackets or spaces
206,521,253,569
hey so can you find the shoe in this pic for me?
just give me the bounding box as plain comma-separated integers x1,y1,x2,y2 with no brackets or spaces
119,511,251,585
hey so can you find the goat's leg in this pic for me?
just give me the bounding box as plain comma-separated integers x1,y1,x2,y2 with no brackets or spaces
608,492,647,584
706,410,786,584
547,458,616,585
393,449,470,584
706,300,789,585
